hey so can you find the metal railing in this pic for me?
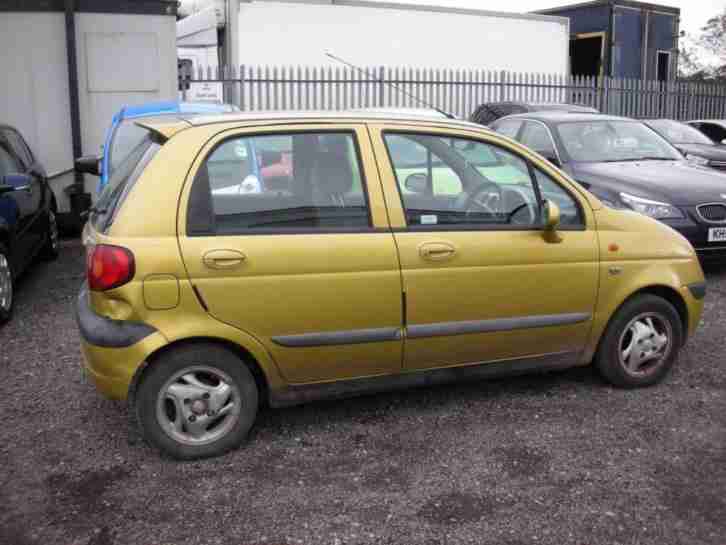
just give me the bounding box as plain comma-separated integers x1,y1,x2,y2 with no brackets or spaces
180,65,726,120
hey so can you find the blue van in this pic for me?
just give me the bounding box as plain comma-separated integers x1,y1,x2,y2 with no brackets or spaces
76,101,238,191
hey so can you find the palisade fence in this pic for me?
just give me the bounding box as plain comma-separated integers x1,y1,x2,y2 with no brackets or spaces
181,65,726,121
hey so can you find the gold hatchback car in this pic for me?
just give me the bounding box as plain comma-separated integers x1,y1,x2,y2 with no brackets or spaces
76,111,706,459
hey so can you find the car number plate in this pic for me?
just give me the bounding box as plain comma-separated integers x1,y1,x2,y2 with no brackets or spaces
708,227,726,242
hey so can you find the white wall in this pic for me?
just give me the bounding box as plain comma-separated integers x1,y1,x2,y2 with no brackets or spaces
237,2,569,73
0,13,72,178
0,11,178,210
75,13,178,195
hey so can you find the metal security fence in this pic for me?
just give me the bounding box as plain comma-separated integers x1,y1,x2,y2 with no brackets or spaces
181,65,726,121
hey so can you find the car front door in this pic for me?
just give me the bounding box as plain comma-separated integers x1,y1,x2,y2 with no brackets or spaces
178,125,403,384
369,124,599,371
0,130,36,264
4,129,44,247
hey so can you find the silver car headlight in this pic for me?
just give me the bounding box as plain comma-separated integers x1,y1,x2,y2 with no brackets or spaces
685,154,710,166
620,192,685,219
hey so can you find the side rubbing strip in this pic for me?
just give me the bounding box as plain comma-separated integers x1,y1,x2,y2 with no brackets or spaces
406,313,591,339
272,327,402,348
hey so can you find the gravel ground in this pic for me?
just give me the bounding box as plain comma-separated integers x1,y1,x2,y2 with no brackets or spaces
1,239,725,545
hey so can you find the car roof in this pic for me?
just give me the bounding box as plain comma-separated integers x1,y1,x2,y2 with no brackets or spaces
688,119,726,124
497,112,632,123
135,109,492,139
119,101,238,121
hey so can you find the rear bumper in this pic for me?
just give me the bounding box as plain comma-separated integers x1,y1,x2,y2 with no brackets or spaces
75,285,166,400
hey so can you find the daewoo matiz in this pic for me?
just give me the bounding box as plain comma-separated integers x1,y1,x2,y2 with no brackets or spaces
76,111,706,459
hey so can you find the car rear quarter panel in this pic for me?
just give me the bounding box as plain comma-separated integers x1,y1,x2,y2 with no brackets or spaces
88,125,289,396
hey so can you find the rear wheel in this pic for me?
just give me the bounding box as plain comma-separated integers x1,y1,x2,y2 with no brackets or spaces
0,244,13,325
136,344,259,460
595,294,683,388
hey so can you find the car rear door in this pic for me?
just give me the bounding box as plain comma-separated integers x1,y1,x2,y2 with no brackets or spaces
177,124,404,384
369,123,599,371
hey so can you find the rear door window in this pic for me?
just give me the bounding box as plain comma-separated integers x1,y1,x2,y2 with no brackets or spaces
188,131,370,234
493,120,523,139
3,129,33,170
519,122,557,157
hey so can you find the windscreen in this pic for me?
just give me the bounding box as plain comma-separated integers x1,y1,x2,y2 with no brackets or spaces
556,121,682,163
646,119,714,145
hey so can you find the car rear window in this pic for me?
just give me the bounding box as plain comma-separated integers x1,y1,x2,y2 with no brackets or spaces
91,131,161,233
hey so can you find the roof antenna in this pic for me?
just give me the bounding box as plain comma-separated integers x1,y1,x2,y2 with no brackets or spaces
325,52,456,120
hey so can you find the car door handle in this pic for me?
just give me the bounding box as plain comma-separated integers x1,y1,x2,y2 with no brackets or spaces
419,242,456,261
202,249,246,270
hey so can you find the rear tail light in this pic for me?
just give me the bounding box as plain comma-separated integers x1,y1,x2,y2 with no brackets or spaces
86,244,135,291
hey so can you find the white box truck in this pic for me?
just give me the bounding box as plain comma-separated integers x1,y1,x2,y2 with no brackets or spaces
177,0,570,103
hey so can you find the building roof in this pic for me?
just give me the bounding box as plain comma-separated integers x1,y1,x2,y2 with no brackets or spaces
535,0,679,16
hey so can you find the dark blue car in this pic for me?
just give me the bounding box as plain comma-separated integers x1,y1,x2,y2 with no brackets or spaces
0,124,59,324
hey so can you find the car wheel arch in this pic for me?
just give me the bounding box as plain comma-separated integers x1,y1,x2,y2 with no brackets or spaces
590,284,689,362
128,336,272,413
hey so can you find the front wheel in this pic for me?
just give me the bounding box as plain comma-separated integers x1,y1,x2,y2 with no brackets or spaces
136,344,259,460
595,294,683,388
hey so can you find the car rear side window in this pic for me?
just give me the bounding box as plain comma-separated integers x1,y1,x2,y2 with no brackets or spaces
3,130,33,169
91,132,160,233
493,120,523,139
187,131,371,235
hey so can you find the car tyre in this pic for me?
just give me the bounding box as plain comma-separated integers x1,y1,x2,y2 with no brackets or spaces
40,209,60,261
595,294,683,388
0,244,12,325
136,343,259,460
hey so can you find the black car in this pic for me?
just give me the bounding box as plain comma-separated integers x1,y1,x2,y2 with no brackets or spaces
489,112,726,261
0,124,59,324
469,101,598,126
643,119,726,171
687,119,726,143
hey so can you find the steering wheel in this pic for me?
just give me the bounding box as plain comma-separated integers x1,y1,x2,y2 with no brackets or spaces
462,181,503,216
506,201,538,225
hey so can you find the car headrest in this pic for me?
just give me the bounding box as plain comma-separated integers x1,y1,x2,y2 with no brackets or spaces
312,151,353,195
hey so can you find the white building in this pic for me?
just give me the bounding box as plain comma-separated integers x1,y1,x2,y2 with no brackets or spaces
0,0,179,227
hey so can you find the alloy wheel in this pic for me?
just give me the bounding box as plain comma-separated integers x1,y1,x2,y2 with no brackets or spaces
155,365,242,446
618,312,672,377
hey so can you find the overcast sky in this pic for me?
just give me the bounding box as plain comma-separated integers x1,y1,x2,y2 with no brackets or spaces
370,0,724,36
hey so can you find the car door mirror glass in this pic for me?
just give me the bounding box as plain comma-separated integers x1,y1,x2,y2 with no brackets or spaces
404,173,428,194
75,155,101,176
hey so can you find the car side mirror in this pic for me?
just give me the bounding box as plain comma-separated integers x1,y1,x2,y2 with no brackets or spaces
542,199,562,243
405,173,428,193
75,155,101,176
0,173,32,195
721,139,726,145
